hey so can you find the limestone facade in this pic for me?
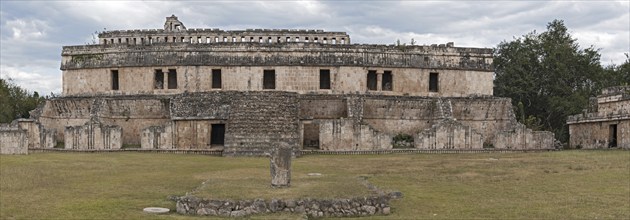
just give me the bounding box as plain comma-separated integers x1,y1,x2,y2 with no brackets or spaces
568,86,630,149
6,15,555,154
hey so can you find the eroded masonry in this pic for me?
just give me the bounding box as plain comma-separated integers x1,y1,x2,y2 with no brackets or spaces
0,15,556,155
568,86,629,149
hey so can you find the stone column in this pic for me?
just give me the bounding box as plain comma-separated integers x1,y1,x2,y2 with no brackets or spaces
377,72,383,91
270,147,292,187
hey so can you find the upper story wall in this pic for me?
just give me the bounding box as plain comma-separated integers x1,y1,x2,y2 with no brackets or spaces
61,43,493,71
60,15,494,97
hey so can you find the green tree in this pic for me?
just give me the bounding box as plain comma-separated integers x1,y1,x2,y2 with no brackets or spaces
494,19,625,143
0,78,45,123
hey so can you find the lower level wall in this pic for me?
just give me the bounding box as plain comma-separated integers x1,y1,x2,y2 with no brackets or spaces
141,122,175,149
569,120,629,149
34,93,557,154
0,126,28,155
64,121,122,150
416,119,483,149
493,125,555,149
318,119,392,151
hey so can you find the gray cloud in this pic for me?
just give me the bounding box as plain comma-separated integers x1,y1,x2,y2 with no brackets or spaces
1,0,628,94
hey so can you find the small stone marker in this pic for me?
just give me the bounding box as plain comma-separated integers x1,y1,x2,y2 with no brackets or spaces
270,147,292,187
143,207,170,214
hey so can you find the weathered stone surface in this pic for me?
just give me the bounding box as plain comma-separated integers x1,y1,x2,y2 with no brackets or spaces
25,15,557,154
270,148,292,187
568,86,629,149
174,194,398,218
0,124,28,155
64,119,122,150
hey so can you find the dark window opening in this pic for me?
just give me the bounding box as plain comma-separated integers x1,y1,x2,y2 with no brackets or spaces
609,124,618,148
167,69,177,89
367,70,377,91
111,70,119,90
382,71,393,91
263,70,276,89
212,69,222,89
303,123,320,149
211,124,225,146
154,69,164,89
429,72,439,92
320,69,331,89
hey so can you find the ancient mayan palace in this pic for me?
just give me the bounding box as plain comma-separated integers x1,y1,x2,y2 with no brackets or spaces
1,15,557,155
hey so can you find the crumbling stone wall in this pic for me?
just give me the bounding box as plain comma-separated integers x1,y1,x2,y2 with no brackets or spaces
416,119,483,149
0,124,28,155
38,96,171,145
140,91,299,154
175,195,395,218
64,120,122,150
301,94,554,150
15,119,56,149
141,122,175,149
493,124,555,149
34,92,555,153
318,119,392,151
569,120,629,149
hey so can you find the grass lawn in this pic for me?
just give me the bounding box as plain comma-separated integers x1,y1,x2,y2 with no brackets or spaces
1,150,629,219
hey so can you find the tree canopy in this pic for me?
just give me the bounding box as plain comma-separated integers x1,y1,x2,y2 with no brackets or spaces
494,19,629,143
0,78,45,123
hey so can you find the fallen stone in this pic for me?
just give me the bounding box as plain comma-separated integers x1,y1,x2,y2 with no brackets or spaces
383,207,391,215
307,173,322,176
143,207,170,214
388,191,403,199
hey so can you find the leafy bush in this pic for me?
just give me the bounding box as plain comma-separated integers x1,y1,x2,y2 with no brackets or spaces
392,133,414,148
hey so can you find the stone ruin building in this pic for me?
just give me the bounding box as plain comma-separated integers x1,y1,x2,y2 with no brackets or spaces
568,86,629,149
0,15,556,155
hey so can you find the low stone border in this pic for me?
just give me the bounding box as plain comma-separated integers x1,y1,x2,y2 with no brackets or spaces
27,148,223,156
172,193,400,218
27,148,560,156
298,148,556,156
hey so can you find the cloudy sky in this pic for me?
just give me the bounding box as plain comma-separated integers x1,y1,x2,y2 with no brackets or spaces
1,1,628,95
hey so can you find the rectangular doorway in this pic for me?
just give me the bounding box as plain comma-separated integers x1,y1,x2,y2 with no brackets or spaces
609,124,617,148
263,70,275,89
211,124,225,146
303,123,320,149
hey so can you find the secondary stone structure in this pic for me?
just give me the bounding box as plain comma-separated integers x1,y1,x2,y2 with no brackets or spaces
9,15,555,154
568,86,629,149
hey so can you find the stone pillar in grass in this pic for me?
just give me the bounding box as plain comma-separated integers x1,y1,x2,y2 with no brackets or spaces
270,147,292,187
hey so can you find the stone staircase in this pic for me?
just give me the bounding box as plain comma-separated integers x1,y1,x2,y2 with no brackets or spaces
223,91,299,156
